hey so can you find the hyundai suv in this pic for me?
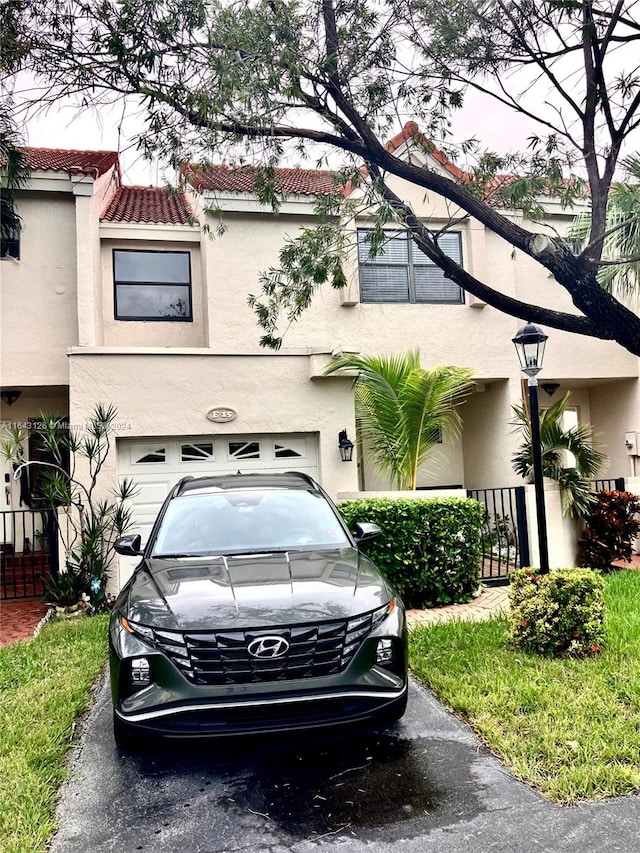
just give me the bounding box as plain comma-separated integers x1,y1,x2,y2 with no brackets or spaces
110,472,407,745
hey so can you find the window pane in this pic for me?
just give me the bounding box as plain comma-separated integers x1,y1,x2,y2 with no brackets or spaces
274,441,305,458
114,251,190,283
115,284,192,319
411,233,462,265
181,443,214,462
436,232,462,261
134,447,166,464
1,221,20,260
357,231,407,265
229,441,261,460
360,267,409,302
414,267,464,303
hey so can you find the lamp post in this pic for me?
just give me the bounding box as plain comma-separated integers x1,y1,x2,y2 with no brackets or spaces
512,322,550,574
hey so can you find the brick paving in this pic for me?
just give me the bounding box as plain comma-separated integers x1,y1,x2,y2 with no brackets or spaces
407,585,510,629
0,598,51,647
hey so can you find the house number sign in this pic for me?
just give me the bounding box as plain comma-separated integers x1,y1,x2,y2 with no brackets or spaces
207,407,237,423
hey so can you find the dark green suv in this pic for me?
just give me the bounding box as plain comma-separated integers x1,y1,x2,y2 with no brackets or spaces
110,472,407,745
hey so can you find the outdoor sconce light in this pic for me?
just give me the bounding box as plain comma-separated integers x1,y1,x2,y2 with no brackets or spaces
512,321,549,574
338,429,354,462
0,390,21,407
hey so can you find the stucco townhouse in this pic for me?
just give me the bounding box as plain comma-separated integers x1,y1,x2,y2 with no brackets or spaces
2,124,639,588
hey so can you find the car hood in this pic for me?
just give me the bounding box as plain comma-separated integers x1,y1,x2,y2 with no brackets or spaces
123,548,393,631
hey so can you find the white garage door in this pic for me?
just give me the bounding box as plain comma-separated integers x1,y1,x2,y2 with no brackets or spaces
118,433,319,544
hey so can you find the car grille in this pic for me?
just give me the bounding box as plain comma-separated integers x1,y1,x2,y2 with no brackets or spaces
148,613,375,686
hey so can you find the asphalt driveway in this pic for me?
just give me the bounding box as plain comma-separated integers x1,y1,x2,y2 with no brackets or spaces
50,675,640,852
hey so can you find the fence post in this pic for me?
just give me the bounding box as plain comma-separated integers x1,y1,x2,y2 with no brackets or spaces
515,486,530,568
46,509,59,577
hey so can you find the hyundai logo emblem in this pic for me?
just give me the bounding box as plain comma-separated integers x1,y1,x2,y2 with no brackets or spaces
247,636,290,659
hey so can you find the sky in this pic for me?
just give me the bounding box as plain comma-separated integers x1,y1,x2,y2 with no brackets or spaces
17,86,541,188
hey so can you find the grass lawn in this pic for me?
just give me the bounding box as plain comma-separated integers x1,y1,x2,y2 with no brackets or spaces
409,569,640,803
0,614,109,853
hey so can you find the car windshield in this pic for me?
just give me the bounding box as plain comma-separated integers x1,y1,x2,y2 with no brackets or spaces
152,488,351,556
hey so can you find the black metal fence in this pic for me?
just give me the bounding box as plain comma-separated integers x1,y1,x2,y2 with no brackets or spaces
0,509,58,599
466,486,530,584
593,477,626,492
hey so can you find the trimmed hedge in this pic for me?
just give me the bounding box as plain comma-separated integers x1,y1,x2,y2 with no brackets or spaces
509,567,605,657
338,497,483,608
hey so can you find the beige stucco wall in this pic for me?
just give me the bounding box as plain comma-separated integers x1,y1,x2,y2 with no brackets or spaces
1,192,78,385
68,351,359,500
590,378,640,478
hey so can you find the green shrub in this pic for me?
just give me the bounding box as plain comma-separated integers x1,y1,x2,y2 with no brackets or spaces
509,567,605,657
579,490,640,571
338,497,483,608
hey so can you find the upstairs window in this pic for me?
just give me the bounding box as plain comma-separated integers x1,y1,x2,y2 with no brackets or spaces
1,219,20,260
113,249,192,321
358,230,464,304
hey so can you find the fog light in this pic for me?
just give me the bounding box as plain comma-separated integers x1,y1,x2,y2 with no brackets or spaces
376,638,394,665
131,657,151,685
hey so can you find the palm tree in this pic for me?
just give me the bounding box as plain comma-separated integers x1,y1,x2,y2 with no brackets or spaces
0,102,30,250
568,155,640,300
324,350,474,490
511,392,606,520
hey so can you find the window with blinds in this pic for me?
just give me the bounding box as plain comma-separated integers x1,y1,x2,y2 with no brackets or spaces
357,230,464,304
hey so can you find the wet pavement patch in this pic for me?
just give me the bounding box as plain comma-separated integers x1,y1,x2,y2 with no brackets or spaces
124,728,482,845
219,733,441,841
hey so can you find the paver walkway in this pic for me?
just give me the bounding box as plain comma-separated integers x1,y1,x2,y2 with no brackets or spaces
407,585,509,628
0,597,50,646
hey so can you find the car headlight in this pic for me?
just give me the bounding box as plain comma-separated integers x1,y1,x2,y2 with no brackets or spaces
119,614,155,643
371,597,396,629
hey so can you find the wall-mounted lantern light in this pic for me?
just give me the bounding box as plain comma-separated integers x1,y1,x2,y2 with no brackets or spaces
338,429,354,462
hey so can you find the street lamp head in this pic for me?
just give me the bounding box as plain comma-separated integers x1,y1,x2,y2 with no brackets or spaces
512,322,548,377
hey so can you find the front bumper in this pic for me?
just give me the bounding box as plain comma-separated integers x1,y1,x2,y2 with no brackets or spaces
114,685,407,738
110,606,407,738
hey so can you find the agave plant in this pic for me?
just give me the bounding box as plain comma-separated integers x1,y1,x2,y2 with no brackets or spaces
511,392,606,520
325,349,474,490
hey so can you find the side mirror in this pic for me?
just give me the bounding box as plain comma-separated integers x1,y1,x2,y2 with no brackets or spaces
114,534,143,557
354,522,381,544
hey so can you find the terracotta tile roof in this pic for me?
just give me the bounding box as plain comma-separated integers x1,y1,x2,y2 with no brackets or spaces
101,186,193,224
182,163,341,196
384,122,466,181
23,147,119,178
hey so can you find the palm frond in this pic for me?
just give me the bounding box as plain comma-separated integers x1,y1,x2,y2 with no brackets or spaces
325,350,474,489
511,391,606,519
567,155,640,298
